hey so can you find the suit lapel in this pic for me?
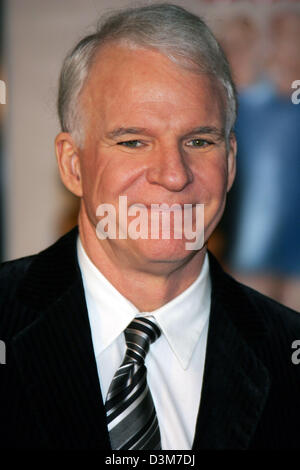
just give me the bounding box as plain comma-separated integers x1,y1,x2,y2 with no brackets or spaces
192,254,271,450
11,228,111,449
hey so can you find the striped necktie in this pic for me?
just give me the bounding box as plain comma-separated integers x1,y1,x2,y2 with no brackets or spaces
105,317,161,450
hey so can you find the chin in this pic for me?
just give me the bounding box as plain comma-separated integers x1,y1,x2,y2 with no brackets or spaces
131,238,204,264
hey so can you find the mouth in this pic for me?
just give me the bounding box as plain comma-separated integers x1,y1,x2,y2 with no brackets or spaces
131,203,196,211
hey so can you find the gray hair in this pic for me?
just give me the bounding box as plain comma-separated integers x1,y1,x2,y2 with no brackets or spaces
58,3,237,147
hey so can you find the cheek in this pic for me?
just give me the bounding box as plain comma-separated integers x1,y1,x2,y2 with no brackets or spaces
79,150,108,212
197,158,229,238
81,151,143,209
194,156,228,203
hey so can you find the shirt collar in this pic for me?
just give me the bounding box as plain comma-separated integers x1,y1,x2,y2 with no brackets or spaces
77,237,138,357
77,237,211,370
144,254,211,369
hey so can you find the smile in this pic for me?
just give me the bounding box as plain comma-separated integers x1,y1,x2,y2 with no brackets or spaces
95,196,204,250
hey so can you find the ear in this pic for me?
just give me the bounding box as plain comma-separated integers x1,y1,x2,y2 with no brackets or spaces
226,131,237,192
55,132,83,197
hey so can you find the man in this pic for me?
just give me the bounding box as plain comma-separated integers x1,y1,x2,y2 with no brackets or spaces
0,3,299,450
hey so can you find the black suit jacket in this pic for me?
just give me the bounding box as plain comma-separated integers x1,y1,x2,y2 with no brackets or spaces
0,227,300,450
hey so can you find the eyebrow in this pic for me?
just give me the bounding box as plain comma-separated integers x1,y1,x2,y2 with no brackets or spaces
106,125,225,140
106,127,148,139
183,126,226,140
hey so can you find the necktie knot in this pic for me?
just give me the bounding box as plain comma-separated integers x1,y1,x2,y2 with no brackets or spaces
124,317,161,364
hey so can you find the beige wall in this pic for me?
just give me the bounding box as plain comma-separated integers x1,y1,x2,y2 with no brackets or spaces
4,0,128,260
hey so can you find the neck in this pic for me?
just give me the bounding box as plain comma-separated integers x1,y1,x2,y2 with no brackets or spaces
78,209,207,312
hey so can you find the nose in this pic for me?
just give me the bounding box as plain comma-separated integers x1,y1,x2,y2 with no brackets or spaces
146,143,193,191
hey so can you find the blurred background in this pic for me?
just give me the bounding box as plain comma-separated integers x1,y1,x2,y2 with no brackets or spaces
0,0,299,310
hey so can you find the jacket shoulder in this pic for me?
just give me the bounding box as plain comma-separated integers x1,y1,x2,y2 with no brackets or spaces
0,255,35,285
223,273,300,371
0,228,79,340
208,252,300,341
235,278,300,332
0,255,37,338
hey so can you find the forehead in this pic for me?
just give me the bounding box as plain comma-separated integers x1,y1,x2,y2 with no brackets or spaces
81,43,225,132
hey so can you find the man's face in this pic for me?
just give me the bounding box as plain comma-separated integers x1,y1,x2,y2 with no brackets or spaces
76,44,236,267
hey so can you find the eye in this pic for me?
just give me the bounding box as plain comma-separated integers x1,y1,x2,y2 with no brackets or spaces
186,138,212,148
117,140,143,148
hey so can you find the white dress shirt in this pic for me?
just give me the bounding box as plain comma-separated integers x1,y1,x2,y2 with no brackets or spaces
77,237,211,450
